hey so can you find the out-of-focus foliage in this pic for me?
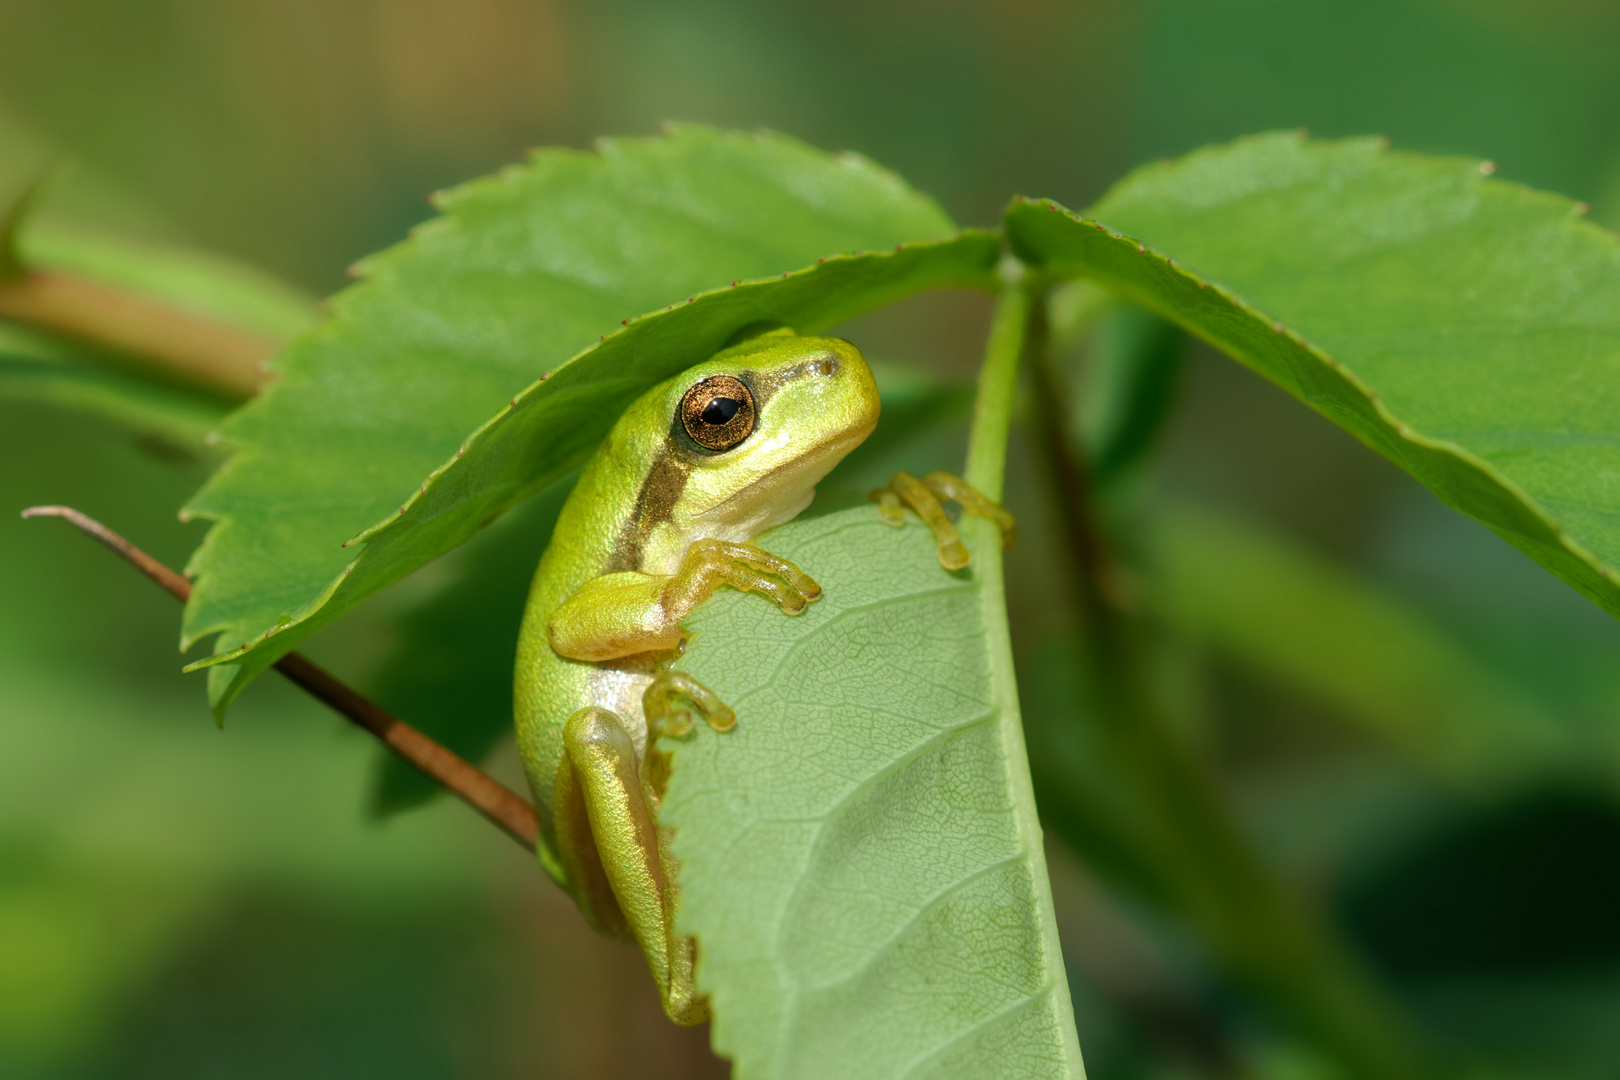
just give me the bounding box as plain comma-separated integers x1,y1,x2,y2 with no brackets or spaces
0,204,319,447
7,1,1620,1078
1150,502,1563,780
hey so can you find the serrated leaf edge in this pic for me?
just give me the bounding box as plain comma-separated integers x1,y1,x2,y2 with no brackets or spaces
180,231,1000,673
1006,177,1620,602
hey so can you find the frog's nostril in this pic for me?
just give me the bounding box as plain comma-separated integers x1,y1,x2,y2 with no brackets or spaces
808,356,838,377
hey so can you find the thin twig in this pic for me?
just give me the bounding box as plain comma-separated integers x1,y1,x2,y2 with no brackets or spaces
21,505,540,851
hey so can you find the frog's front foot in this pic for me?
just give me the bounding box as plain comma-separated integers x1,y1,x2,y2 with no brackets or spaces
870,471,1017,570
666,537,822,617
548,539,823,663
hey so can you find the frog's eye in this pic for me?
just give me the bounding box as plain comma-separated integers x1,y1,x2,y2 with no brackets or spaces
680,374,755,452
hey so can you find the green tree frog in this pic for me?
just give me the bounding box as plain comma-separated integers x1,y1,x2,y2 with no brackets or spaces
514,328,1013,1025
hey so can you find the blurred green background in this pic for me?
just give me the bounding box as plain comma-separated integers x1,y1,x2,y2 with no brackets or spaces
4,1,1620,1077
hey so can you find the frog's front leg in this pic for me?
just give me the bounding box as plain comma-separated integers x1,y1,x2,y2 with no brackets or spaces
871,470,1017,569
555,705,706,1025
547,538,822,662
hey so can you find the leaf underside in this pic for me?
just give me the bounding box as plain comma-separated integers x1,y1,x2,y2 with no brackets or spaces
179,125,999,713
665,508,1081,1080
1007,132,1620,623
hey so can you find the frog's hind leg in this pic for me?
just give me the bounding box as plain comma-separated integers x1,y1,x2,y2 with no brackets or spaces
560,706,708,1026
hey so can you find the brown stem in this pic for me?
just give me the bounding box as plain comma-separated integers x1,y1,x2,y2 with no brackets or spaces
0,271,276,400
1023,313,1427,1078
1026,297,1119,626
20,505,540,851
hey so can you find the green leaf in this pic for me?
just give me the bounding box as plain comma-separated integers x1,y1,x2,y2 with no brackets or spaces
1006,132,1620,623
180,125,1000,715
664,507,1083,1080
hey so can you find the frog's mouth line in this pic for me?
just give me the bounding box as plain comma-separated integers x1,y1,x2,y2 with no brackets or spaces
699,420,877,527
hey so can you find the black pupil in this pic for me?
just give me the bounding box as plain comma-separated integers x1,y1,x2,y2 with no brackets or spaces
701,397,740,425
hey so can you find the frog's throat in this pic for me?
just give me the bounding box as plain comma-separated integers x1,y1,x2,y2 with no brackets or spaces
691,422,871,537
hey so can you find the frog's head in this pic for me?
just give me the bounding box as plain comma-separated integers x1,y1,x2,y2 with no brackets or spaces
626,329,880,546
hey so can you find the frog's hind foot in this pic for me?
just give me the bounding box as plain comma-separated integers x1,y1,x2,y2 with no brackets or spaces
870,470,1016,569
662,934,710,1026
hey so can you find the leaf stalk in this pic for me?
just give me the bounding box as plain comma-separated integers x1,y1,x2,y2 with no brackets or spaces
960,266,1089,1076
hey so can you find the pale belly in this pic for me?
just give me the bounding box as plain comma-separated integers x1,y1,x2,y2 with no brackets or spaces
514,642,664,829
